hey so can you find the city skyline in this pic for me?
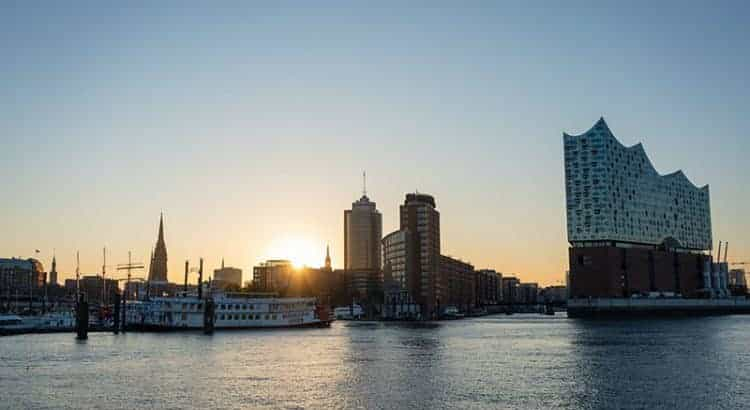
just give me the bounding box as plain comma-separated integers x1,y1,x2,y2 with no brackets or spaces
2,3,749,286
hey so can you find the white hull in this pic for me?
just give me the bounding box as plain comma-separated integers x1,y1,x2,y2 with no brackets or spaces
125,294,332,330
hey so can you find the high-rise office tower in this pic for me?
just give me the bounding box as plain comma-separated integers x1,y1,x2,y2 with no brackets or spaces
344,176,382,270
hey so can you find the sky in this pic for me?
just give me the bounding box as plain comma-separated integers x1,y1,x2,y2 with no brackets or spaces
1,1,748,286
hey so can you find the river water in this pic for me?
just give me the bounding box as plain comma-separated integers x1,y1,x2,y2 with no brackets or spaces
1,314,748,409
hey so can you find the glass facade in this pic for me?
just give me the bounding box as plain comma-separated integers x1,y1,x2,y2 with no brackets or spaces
564,118,712,250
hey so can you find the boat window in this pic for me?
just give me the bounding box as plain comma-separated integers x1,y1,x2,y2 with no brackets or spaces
242,314,246,320
249,305,254,310
220,314,225,320
197,304,203,310
220,304,226,310
271,314,276,320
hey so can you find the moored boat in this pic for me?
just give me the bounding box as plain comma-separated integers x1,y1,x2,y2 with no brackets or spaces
125,292,333,331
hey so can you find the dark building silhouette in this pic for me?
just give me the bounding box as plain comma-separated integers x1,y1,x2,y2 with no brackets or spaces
49,254,58,286
213,259,243,290
148,213,168,284
400,193,442,318
441,255,475,313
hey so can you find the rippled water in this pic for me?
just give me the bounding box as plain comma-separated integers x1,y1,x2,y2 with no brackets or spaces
1,314,749,409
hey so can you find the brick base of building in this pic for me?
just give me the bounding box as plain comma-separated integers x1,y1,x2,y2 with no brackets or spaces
568,246,708,299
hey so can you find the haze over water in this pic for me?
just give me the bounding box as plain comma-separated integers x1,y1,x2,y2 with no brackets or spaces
2,315,749,409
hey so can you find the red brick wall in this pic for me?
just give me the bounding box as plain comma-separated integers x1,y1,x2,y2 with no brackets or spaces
570,246,709,298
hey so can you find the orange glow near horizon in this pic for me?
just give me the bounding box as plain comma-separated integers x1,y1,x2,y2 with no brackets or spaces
264,236,323,269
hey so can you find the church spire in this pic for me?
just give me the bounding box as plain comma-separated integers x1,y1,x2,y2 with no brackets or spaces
325,244,332,270
158,212,165,244
149,213,168,283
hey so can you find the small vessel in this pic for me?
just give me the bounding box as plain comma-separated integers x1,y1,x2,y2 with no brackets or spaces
0,315,37,335
0,311,75,336
125,292,333,331
334,304,364,320
442,306,464,319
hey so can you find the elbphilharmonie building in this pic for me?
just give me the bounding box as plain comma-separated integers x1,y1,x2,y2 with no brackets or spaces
564,118,711,251
563,118,719,301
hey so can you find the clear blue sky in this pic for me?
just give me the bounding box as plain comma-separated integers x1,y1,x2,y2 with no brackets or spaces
2,1,748,285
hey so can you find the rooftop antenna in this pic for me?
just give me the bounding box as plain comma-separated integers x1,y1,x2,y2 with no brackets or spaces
362,171,367,197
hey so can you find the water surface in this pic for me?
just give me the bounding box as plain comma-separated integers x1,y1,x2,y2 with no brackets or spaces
1,314,748,409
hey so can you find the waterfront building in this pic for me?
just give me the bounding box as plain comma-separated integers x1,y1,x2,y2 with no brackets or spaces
475,269,501,307
517,283,539,304
344,187,382,271
213,259,243,290
253,259,294,293
501,277,520,304
564,119,713,299
0,258,45,305
540,285,567,304
441,255,475,313
400,193,442,318
564,118,711,250
382,230,420,319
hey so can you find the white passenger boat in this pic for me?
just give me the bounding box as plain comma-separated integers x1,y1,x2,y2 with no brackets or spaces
0,315,37,335
0,311,75,335
125,292,333,331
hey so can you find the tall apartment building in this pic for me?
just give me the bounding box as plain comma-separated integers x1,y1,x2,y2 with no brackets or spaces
400,193,442,318
564,118,713,298
382,229,420,319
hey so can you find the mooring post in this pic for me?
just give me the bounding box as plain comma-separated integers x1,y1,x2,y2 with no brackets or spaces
204,297,215,335
121,291,127,333
112,292,120,334
76,293,88,340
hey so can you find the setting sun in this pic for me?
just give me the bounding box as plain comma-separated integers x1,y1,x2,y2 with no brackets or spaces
265,236,323,268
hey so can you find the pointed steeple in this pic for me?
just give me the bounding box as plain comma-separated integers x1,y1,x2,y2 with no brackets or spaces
221,258,225,270
150,213,168,282
158,212,165,244
325,244,332,270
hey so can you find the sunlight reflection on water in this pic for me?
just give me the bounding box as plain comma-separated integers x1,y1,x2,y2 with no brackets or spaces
1,314,749,409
